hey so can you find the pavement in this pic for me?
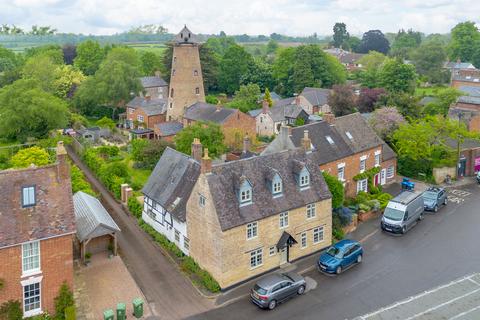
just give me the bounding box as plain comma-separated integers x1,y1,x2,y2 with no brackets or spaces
74,254,151,319
67,146,213,320
188,182,480,320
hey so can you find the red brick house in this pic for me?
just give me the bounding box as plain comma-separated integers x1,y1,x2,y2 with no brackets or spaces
263,113,397,197
0,142,76,317
124,96,168,139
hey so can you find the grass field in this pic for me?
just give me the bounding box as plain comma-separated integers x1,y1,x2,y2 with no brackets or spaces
126,42,167,55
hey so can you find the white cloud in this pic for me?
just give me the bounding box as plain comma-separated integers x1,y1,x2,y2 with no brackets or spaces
0,0,479,36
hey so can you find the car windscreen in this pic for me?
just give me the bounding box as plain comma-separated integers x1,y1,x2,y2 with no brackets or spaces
423,191,437,200
383,207,405,221
253,284,267,295
326,246,342,258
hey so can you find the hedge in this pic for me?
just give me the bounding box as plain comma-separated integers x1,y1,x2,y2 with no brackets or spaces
127,197,143,219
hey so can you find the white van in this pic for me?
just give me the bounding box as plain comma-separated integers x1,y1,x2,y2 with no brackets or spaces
381,191,425,234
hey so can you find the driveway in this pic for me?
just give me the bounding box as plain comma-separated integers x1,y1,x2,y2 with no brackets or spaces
67,146,213,320
189,183,480,320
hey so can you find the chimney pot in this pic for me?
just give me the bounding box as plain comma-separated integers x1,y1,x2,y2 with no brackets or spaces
201,148,212,173
243,134,251,153
323,112,335,125
56,141,69,181
301,130,311,152
191,138,202,162
295,95,301,106
262,100,269,113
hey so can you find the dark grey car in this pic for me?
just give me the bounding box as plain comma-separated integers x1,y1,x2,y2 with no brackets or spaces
422,187,447,212
250,272,306,310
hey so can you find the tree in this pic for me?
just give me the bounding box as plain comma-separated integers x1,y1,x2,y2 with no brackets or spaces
368,107,406,140
128,24,168,34
241,58,274,91
423,88,463,116
105,47,141,69
322,172,344,209
74,40,105,76
355,51,387,88
346,36,361,52
204,36,237,57
62,44,77,65
227,83,261,113
54,282,74,320
199,44,220,93
329,84,356,116
224,127,259,151
10,146,51,168
448,21,480,62
218,44,254,94
272,47,296,95
0,79,69,141
130,139,173,169
24,45,64,64
264,88,273,107
358,88,386,113
53,65,86,99
96,116,116,130
378,58,417,94
332,22,350,49
376,92,422,119
266,39,279,54
140,51,162,76
0,45,23,87
28,25,56,35
175,122,226,158
390,29,422,59
411,40,449,84
358,30,390,54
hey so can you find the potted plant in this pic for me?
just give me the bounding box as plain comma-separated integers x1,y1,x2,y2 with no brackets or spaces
84,252,92,266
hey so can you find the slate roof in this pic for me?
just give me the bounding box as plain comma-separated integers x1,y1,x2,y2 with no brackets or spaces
301,87,331,107
174,25,199,44
445,138,480,150
453,75,480,83
140,76,168,88
248,109,262,117
73,191,120,242
444,62,476,69
261,91,281,101
324,48,365,64
270,104,306,122
459,86,480,97
207,149,331,231
458,96,480,105
155,122,183,137
273,97,295,108
126,96,167,115
0,164,76,249
184,102,237,124
142,148,201,222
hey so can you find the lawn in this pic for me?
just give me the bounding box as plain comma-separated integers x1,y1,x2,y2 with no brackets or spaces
125,156,152,190
415,85,448,97
127,43,167,55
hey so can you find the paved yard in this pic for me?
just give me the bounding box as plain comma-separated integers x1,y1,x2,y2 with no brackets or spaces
74,254,152,319
356,273,480,320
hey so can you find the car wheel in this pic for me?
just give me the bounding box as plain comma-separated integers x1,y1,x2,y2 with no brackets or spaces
297,285,305,295
357,254,362,263
336,266,342,274
268,300,277,310
444,198,448,205
402,226,407,234
434,205,438,213
419,212,424,221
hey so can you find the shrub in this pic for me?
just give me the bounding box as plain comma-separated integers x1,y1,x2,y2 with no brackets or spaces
0,300,22,320
54,282,74,320
82,149,105,175
64,306,75,320
96,145,119,158
10,146,52,168
322,172,345,209
127,197,143,218
130,139,149,162
70,164,96,196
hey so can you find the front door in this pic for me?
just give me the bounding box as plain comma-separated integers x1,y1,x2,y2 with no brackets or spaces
380,169,386,185
280,247,288,264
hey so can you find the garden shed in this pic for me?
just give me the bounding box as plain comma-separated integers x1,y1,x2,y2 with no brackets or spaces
73,191,121,261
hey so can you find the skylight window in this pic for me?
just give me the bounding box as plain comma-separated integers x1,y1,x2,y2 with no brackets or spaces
346,131,353,140
326,136,334,145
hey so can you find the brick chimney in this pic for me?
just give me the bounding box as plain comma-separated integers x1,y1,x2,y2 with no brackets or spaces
295,95,301,106
154,70,161,77
191,138,202,162
243,134,251,153
262,99,269,114
301,130,311,152
201,148,212,174
56,141,69,181
323,112,335,125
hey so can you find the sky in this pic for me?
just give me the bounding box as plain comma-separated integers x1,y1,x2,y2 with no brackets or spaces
1,0,479,36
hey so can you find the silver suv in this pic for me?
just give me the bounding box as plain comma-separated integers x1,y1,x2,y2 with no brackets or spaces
250,272,306,310
422,187,447,212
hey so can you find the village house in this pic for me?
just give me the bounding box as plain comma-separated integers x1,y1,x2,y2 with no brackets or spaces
153,121,184,142
451,74,480,89
124,96,168,139
0,142,76,317
263,113,397,197
140,72,168,99
249,99,310,136
299,87,332,114
449,96,480,132
183,102,256,137
324,48,365,71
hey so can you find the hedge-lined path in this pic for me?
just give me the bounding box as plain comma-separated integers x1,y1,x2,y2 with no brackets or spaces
67,146,213,320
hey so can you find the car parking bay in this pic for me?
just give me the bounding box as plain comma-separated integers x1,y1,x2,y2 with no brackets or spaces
355,273,480,320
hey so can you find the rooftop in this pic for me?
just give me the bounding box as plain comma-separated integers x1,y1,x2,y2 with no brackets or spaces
184,102,237,124
126,96,168,116
140,76,168,88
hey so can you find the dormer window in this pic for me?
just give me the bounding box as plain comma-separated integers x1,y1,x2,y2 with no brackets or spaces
22,186,36,208
299,167,310,189
326,136,334,145
272,174,283,196
239,179,253,206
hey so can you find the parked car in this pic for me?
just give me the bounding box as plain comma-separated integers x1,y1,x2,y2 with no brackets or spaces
317,239,363,274
422,187,447,212
381,191,424,234
250,272,306,310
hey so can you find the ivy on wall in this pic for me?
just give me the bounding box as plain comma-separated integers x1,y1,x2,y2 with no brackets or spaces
353,166,382,194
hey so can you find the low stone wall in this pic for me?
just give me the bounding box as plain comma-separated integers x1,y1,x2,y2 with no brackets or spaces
433,167,456,184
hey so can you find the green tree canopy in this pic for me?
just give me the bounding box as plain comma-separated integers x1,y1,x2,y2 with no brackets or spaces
390,29,422,59
411,40,449,84
332,22,350,49
423,88,463,116
24,44,63,64
378,58,417,94
74,40,105,76
264,88,273,107
10,146,51,168
448,21,480,63
356,51,387,88
358,30,390,54
174,122,226,158
227,83,261,113
140,51,162,76
0,79,69,141
96,116,116,130
322,172,345,209
266,40,279,54
329,84,357,116
218,44,254,94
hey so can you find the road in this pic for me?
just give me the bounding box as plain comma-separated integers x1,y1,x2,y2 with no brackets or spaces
188,184,480,320
67,147,212,320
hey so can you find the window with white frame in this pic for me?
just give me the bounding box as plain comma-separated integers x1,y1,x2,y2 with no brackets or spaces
313,226,324,244
374,150,381,167
137,115,144,123
357,179,368,193
387,166,395,178
146,208,156,220
299,168,310,189
301,232,307,248
22,186,36,208
129,108,135,114
174,229,180,242
22,241,40,274
23,282,41,316
269,246,276,256
359,158,366,172
240,188,251,204
306,203,316,219
199,194,206,207
250,248,263,268
246,221,258,239
183,237,189,250
272,175,282,196
279,212,288,228
337,164,345,181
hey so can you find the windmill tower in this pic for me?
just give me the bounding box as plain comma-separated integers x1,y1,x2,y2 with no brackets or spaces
166,26,205,121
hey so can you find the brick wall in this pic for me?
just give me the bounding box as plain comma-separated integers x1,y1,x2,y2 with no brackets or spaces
223,110,256,138
127,107,166,130
0,235,74,316
452,80,480,89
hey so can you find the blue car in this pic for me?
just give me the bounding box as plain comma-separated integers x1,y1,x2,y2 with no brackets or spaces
317,239,363,274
